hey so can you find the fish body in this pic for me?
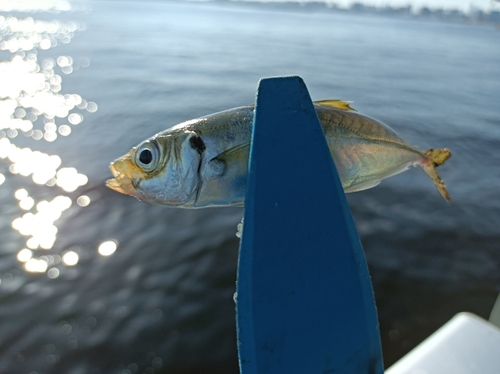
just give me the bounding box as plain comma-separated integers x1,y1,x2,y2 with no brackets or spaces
107,102,451,208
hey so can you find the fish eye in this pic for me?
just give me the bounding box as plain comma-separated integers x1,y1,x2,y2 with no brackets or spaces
139,149,153,164
135,141,159,171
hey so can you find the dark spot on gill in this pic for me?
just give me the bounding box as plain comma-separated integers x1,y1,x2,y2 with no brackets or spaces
191,134,205,205
189,134,206,155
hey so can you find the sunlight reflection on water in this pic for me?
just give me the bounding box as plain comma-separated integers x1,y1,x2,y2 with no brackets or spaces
0,12,112,275
98,240,118,256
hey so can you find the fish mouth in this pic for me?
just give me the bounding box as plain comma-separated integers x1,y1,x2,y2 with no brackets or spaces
106,159,138,196
105,177,134,195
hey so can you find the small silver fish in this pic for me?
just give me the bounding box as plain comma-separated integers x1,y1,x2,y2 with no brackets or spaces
106,100,451,207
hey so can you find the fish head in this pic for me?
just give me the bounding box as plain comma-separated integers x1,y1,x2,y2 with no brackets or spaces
106,130,203,207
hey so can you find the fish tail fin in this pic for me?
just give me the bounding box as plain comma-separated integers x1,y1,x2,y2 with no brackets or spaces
422,148,452,203
425,148,451,167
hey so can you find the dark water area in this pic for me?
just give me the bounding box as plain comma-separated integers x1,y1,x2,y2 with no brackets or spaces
0,1,499,373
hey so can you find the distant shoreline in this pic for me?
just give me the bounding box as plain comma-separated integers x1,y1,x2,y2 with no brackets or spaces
2,0,497,27
206,0,500,27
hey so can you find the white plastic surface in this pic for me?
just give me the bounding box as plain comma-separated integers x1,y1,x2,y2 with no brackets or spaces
386,312,500,374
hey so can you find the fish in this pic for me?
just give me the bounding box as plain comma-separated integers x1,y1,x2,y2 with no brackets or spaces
106,100,451,208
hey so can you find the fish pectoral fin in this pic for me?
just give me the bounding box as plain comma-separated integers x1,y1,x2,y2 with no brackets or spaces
213,143,251,162
313,100,356,111
207,143,250,179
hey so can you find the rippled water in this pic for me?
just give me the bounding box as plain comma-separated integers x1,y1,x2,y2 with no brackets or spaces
0,1,499,373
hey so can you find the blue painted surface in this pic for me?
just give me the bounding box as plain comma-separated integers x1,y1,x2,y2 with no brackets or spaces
236,77,383,373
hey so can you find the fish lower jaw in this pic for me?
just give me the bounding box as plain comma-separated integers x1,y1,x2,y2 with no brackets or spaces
105,178,137,196
105,178,125,194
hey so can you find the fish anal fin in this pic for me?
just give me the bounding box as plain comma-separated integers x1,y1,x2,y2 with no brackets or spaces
314,100,355,111
344,179,381,193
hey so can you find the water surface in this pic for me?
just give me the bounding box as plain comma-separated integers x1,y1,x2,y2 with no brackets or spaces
0,1,499,373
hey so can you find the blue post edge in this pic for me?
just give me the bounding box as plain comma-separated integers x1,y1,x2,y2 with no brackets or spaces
236,76,384,374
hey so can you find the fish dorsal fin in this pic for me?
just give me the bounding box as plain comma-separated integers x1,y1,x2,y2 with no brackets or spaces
314,100,355,111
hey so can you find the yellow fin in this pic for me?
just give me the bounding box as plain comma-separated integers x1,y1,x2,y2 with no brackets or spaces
424,148,451,167
422,148,452,203
313,100,355,111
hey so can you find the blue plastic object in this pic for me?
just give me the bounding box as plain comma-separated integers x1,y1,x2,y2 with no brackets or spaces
236,76,383,373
